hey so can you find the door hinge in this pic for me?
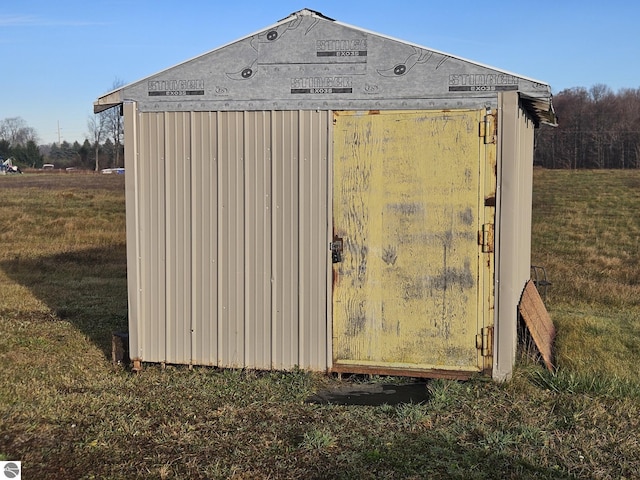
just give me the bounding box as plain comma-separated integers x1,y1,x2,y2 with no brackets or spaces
476,326,493,357
480,113,496,144
480,223,494,253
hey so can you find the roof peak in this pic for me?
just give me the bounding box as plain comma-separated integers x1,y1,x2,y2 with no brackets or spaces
279,8,334,22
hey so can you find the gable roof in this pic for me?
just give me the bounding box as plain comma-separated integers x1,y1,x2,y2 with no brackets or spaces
95,8,556,126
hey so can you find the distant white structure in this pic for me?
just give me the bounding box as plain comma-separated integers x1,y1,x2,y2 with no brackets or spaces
101,168,125,175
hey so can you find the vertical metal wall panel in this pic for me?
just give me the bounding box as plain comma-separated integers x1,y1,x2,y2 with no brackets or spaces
243,111,272,369
270,111,301,370
164,112,192,364
138,112,167,363
130,109,330,371
518,107,535,284
190,112,218,365
217,112,246,367
494,92,536,381
123,102,141,362
297,110,329,370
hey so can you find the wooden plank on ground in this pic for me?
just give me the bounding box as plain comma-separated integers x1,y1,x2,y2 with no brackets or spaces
518,280,556,372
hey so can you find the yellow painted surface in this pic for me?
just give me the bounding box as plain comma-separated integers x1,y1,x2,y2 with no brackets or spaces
332,110,492,372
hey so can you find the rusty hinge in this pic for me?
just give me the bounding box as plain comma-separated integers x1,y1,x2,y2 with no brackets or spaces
476,326,493,357
479,112,496,144
480,223,494,253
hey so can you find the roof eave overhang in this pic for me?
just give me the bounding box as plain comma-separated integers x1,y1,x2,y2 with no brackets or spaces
520,93,558,127
93,90,124,114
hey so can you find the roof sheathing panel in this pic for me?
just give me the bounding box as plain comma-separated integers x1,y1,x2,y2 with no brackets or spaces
95,9,555,124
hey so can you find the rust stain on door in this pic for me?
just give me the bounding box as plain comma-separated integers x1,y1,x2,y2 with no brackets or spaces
332,109,492,374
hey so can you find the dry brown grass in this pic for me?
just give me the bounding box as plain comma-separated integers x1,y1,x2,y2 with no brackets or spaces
0,171,639,479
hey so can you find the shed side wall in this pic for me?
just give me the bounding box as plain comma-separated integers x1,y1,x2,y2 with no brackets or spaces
493,92,536,381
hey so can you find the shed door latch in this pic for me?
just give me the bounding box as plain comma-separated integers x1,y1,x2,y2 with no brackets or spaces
330,237,343,263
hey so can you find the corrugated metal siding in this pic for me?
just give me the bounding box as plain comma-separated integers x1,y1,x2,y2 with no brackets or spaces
123,102,140,361
297,110,330,369
127,107,330,370
191,112,218,366
493,92,536,381
165,112,192,364
217,111,246,368
271,111,299,369
138,111,167,364
243,111,271,369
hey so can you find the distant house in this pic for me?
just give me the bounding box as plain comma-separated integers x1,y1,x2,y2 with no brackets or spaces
95,9,556,380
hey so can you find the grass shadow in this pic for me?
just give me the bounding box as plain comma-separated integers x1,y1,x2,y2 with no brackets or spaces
0,243,128,360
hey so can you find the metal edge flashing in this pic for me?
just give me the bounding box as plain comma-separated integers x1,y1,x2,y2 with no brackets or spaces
326,110,334,374
123,101,143,369
492,91,517,382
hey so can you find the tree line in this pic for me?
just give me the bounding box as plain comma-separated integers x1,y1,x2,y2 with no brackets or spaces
535,84,640,169
1,80,124,171
0,113,123,171
0,117,43,168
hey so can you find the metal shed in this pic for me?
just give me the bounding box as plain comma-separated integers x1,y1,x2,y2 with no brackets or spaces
95,9,556,381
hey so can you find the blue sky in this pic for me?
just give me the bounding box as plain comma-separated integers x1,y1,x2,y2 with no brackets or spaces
1,0,638,145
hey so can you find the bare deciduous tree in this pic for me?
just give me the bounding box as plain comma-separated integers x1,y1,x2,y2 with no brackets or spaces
104,78,126,168
0,117,39,147
87,114,108,171
535,85,640,169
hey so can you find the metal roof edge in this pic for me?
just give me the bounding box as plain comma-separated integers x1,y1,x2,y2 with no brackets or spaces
330,16,553,89
519,92,558,127
93,90,124,113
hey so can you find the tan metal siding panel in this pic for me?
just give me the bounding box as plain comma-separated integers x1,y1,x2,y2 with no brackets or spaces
271,111,301,370
123,102,141,361
243,111,272,369
164,112,192,364
270,110,330,371
217,112,245,367
138,112,167,363
297,110,329,370
190,111,218,365
130,109,329,371
518,107,535,283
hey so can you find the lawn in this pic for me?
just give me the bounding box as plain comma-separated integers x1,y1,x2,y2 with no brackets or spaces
0,170,639,479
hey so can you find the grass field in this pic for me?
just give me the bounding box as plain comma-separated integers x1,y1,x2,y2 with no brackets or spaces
1,170,639,479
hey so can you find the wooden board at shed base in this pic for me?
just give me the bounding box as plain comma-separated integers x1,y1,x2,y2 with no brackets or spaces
518,280,556,371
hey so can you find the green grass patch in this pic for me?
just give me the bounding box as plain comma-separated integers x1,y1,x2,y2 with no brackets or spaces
0,171,639,478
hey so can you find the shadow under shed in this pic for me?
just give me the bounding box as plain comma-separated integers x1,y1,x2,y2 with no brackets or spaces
307,382,430,406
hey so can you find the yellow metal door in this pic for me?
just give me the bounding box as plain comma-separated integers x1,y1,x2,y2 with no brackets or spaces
332,109,493,377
